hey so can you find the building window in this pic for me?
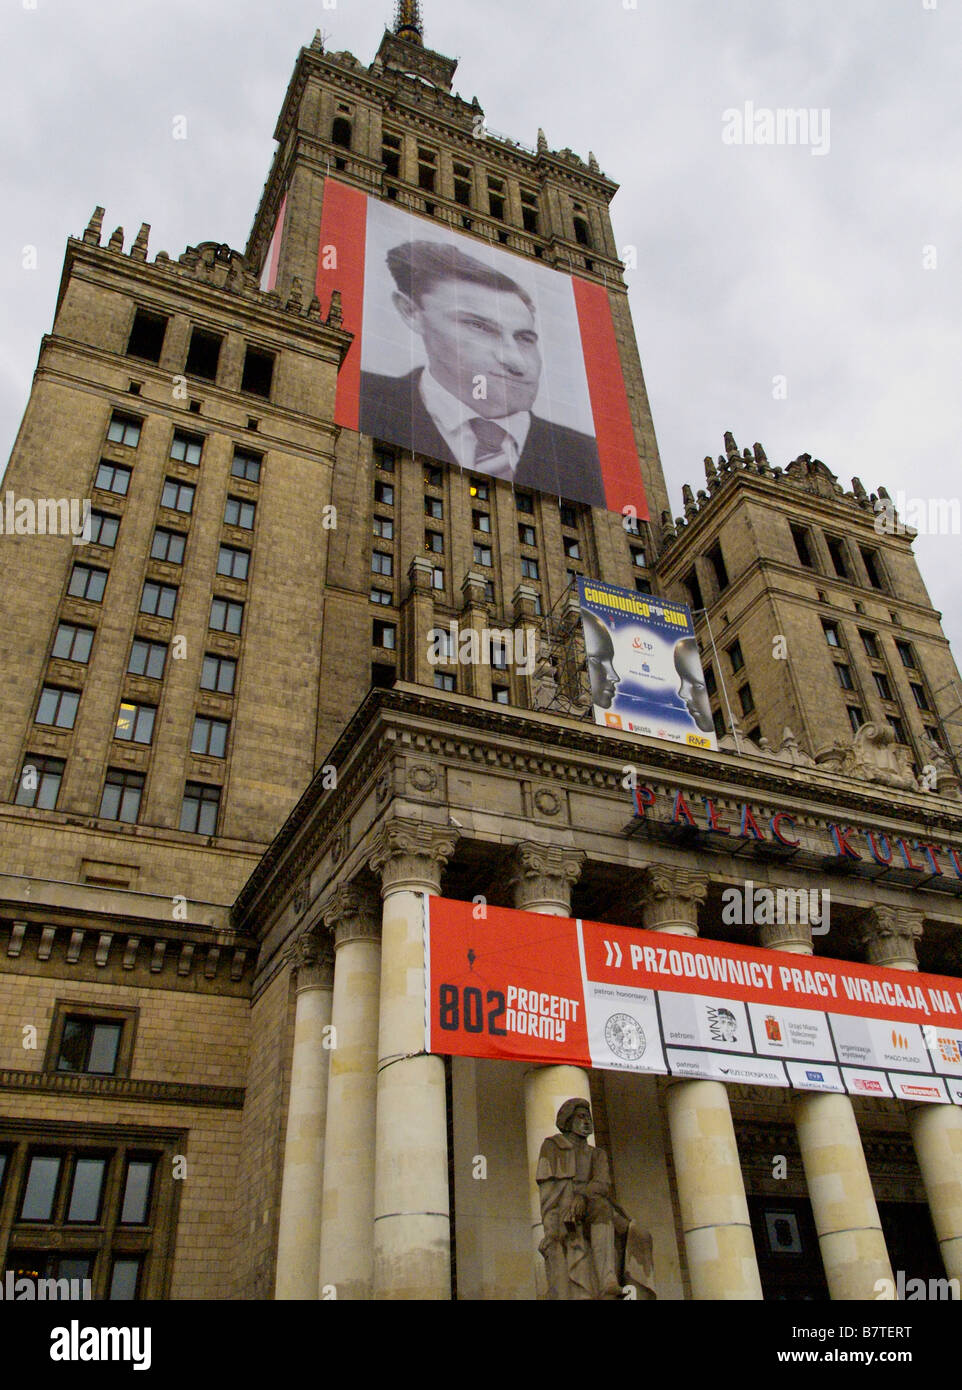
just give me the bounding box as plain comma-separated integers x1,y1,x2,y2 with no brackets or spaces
191,716,229,759
107,414,141,448
712,708,727,740
727,639,745,672
432,568,444,591
373,446,396,474
126,310,168,364
434,672,456,692
68,564,108,603
573,215,591,247
224,497,256,530
560,502,578,529
873,671,894,701
847,706,865,734
36,687,80,730
563,537,581,561
473,511,492,533
185,327,222,381
925,725,944,749
418,147,437,192
910,683,930,712
425,530,444,554
474,544,493,567
372,551,394,577
201,653,237,695
375,482,395,507
94,461,131,496
685,569,705,612
487,175,506,220
707,543,729,592
99,769,144,823
15,755,65,810
150,528,186,565
231,449,262,483
331,116,352,149
635,578,653,595
826,535,850,580
140,581,178,620
210,597,243,635
520,556,539,580
520,188,539,234
128,639,167,680
821,621,841,649
468,477,488,500
373,620,397,651
52,1011,130,1077
888,715,908,743
630,547,647,569
52,623,94,665
161,478,195,514
372,516,394,541
170,432,203,466
87,511,119,549
518,524,536,547
895,640,916,669
115,702,156,746
382,131,401,177
425,465,445,489
217,546,250,581
241,346,275,399
704,665,717,697
493,686,510,704
484,580,496,603
790,524,815,568
860,546,886,590
835,663,855,691
454,166,472,208
491,639,508,671
859,629,881,660
516,493,534,514
370,588,393,607
532,593,543,616
739,684,755,717
425,497,443,520
180,782,221,835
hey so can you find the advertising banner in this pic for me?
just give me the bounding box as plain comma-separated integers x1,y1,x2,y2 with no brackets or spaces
310,178,648,518
425,897,962,1104
577,578,717,749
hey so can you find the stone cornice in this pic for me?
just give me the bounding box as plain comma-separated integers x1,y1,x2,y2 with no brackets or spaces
232,686,962,933
0,1069,244,1110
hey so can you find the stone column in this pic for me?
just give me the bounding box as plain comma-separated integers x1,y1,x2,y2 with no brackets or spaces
369,818,458,1300
317,882,382,1300
509,842,589,1298
459,571,492,701
862,906,962,1283
762,915,894,1300
638,865,763,1299
274,927,335,1300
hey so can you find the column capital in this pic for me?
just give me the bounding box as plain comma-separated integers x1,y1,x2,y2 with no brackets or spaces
859,905,923,970
758,918,813,954
634,864,708,936
323,880,382,949
291,927,335,990
369,817,458,896
509,841,585,914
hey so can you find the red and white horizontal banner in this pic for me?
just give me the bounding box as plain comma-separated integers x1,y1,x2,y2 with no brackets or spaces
425,897,962,1104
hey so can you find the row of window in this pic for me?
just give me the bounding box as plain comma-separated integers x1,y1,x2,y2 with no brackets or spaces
32,686,229,758
68,561,249,621
53,626,238,695
127,310,276,398
17,756,220,834
792,523,889,592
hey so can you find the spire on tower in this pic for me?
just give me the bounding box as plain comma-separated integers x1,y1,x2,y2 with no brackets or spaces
394,0,424,45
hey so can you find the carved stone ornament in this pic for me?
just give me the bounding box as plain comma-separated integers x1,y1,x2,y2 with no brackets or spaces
509,842,584,912
375,769,391,805
537,1099,655,1301
323,881,381,948
292,879,309,918
409,764,439,794
533,788,562,817
815,723,919,791
859,905,924,970
369,818,458,894
634,866,709,934
291,928,334,989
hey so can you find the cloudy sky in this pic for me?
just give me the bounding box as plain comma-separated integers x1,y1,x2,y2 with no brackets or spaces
3,0,960,661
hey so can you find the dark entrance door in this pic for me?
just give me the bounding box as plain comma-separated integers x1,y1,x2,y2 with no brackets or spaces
748,1196,829,1300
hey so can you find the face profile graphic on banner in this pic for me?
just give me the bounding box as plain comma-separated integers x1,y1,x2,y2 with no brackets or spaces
577,578,718,750
308,180,650,517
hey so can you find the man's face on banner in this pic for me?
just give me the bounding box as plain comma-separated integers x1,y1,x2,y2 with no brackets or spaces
673,638,714,733
394,279,542,419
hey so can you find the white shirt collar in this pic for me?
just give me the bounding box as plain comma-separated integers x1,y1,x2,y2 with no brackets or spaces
419,368,532,461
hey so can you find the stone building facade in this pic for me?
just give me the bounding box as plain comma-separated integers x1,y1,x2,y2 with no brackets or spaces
0,10,960,1301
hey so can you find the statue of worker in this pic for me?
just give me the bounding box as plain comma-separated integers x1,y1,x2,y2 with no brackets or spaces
536,1097,655,1300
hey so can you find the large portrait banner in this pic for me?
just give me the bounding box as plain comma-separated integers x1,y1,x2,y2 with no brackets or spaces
311,178,648,517
425,896,962,1105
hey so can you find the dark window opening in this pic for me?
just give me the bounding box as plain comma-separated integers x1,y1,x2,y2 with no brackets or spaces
331,117,352,150
241,347,274,399
860,546,886,590
685,568,705,612
371,663,395,690
126,310,167,364
790,525,814,568
573,216,591,247
707,543,729,592
185,329,223,382
826,535,850,579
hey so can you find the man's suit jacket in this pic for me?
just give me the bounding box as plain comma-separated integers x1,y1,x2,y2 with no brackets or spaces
359,368,606,507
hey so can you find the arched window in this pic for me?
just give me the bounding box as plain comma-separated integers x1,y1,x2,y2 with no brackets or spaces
332,118,352,150
573,216,591,248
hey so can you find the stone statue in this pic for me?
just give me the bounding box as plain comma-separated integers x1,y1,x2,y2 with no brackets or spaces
536,1098,655,1300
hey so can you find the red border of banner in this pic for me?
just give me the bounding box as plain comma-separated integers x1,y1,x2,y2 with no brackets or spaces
316,181,368,431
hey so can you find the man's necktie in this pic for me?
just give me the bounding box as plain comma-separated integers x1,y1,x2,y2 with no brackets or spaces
469,417,513,479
